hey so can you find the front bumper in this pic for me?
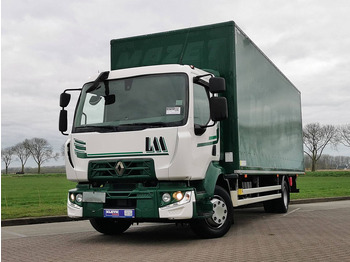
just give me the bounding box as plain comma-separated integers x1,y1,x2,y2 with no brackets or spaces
67,186,198,220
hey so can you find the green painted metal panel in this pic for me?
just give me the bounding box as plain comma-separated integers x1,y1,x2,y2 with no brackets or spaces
110,21,304,173
234,28,304,172
111,21,234,73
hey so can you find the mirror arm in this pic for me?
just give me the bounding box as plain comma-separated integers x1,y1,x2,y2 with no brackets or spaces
199,122,216,129
86,71,110,93
63,88,82,94
60,88,82,109
194,121,217,136
193,74,212,86
205,122,216,128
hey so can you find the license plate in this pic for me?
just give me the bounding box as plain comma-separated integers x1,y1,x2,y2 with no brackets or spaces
103,209,135,218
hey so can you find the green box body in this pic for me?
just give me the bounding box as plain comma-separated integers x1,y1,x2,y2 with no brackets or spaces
110,21,304,174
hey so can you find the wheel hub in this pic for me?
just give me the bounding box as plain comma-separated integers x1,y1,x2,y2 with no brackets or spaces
207,195,228,228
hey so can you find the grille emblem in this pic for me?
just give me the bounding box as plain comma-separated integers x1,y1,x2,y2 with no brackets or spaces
115,161,125,175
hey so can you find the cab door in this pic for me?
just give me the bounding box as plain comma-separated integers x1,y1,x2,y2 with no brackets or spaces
191,83,220,179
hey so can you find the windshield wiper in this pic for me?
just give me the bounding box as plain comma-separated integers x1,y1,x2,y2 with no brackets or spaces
114,122,170,132
118,122,169,128
74,122,169,133
75,125,118,133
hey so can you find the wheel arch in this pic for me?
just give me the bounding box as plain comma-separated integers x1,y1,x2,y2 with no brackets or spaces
202,162,228,197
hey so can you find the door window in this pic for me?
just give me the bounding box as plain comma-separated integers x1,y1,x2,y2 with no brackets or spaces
193,83,210,126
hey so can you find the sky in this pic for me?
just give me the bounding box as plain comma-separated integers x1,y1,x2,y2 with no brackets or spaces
2,0,350,167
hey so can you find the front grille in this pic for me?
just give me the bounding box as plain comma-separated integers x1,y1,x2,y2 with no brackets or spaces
88,159,156,181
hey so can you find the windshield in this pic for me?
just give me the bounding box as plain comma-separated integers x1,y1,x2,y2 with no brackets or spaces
73,73,188,132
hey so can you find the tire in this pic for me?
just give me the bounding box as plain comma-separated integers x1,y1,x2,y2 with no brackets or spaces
275,180,290,213
263,179,290,213
89,218,132,235
190,185,234,238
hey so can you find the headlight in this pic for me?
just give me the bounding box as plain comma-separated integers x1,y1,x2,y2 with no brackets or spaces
76,194,83,203
162,193,171,203
173,191,184,201
69,193,75,202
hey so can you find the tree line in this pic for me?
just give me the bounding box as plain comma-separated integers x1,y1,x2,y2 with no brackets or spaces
303,123,350,171
304,154,350,170
1,138,59,174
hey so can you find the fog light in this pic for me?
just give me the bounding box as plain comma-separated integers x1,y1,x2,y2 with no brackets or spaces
162,193,171,203
69,193,75,202
173,191,184,201
76,194,83,203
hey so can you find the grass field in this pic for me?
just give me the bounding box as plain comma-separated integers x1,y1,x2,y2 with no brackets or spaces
291,176,350,199
1,174,76,220
1,171,350,220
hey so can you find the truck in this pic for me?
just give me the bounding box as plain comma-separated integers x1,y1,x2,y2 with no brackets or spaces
59,21,304,238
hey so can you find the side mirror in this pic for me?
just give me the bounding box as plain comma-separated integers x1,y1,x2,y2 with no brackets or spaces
209,77,226,93
60,93,71,108
210,97,228,121
59,109,68,135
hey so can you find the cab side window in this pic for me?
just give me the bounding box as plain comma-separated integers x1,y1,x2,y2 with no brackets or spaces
193,83,210,126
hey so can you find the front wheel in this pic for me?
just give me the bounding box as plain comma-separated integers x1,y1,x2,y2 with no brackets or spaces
90,218,132,235
190,185,233,238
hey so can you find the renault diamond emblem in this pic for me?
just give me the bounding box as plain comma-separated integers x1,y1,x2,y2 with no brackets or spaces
115,161,125,175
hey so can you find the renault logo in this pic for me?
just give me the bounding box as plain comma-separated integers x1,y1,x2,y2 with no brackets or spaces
115,161,125,175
